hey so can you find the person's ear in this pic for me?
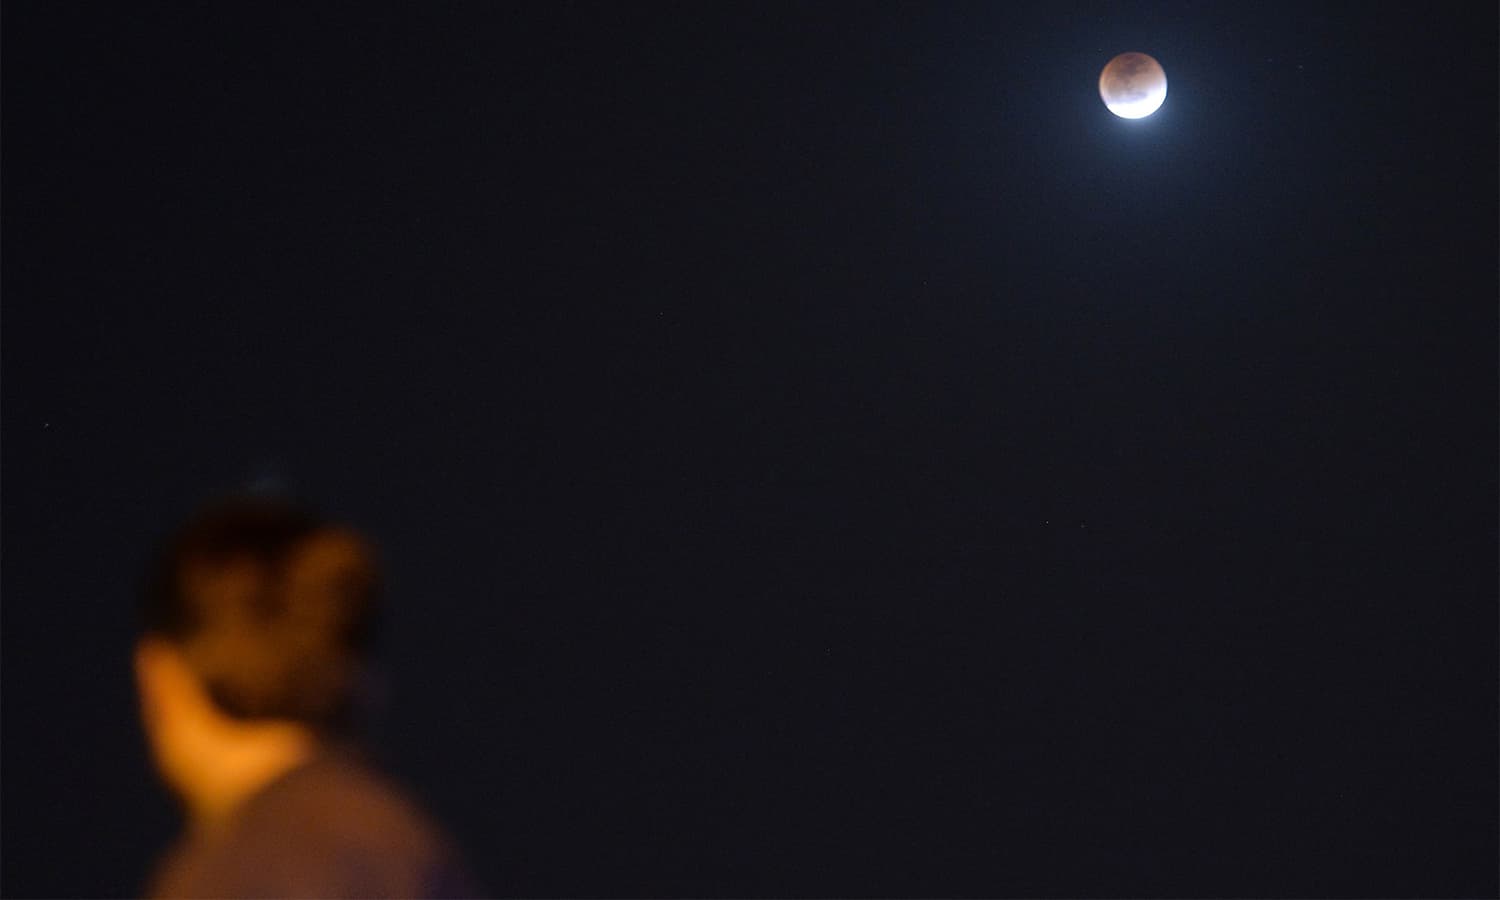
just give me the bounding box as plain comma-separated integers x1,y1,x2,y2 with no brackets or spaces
135,638,170,727
134,637,201,726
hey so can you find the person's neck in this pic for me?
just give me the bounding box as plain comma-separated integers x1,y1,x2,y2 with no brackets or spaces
183,719,321,833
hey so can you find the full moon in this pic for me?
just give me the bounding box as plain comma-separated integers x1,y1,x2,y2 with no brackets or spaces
1099,52,1167,119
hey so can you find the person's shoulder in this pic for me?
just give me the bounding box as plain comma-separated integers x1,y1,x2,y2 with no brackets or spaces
224,749,482,897
269,750,442,834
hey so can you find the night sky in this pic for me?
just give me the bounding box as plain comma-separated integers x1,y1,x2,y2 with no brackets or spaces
3,3,1496,897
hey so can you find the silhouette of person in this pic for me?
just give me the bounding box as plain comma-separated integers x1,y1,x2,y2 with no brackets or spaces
134,495,481,898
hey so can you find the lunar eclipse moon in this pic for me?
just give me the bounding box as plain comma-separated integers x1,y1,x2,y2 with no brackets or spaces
1099,52,1167,118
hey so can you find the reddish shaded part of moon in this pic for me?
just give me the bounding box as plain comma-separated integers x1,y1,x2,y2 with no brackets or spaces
1098,52,1167,118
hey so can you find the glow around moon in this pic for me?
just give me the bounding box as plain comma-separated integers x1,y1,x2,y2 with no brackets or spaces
1099,52,1167,119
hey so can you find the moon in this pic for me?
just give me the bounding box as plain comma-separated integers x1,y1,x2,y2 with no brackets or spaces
1099,52,1167,119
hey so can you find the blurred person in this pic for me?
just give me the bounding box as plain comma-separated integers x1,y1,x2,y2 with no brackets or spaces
134,495,481,898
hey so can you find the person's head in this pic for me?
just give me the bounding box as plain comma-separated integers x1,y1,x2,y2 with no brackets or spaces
134,496,381,815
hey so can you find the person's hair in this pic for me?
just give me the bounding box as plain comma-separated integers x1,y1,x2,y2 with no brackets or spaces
140,495,381,732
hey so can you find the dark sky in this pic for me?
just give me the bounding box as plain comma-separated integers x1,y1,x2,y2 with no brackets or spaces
3,3,1496,897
